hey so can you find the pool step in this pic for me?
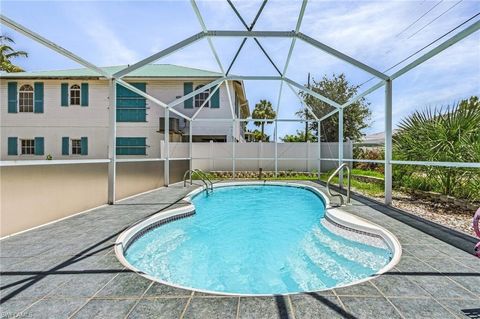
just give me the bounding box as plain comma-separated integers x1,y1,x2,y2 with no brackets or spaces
286,251,329,291
312,225,391,271
301,235,361,285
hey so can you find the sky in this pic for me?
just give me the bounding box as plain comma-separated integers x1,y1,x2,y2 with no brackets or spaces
1,0,479,140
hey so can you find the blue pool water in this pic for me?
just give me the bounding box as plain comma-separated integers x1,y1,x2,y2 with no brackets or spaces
125,185,392,294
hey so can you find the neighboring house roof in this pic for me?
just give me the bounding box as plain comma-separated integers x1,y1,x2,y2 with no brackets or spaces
0,64,223,79
359,130,399,145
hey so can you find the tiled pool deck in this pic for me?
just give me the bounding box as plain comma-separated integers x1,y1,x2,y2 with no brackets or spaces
1,181,479,318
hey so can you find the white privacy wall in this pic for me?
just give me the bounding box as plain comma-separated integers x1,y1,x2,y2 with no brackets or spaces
169,141,353,172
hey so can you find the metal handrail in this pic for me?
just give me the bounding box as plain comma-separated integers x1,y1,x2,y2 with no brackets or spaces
183,169,213,192
326,163,351,206
193,169,213,191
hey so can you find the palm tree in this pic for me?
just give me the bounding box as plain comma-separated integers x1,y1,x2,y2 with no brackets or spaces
252,99,276,142
1,35,28,72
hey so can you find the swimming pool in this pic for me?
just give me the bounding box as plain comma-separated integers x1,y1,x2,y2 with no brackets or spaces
117,182,401,295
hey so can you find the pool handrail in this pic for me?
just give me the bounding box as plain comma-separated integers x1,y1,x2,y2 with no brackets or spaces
183,169,213,191
194,169,213,191
326,163,351,206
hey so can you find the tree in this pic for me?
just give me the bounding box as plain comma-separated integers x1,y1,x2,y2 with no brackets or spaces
298,73,371,142
281,130,317,142
252,99,276,142
0,35,28,72
393,96,480,199
252,129,270,142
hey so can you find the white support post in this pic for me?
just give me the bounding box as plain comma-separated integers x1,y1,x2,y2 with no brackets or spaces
385,79,393,205
274,120,278,177
306,140,310,173
107,79,116,204
189,120,193,180
338,109,344,188
317,121,321,180
232,120,236,179
164,108,170,186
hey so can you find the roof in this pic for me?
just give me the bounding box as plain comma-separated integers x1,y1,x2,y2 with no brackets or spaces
0,64,223,79
359,129,399,145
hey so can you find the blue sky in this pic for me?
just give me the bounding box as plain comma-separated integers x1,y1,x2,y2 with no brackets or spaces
2,0,479,140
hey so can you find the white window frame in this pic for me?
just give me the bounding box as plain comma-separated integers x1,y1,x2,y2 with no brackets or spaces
70,84,81,106
194,84,210,108
71,138,82,155
20,138,35,155
18,83,34,113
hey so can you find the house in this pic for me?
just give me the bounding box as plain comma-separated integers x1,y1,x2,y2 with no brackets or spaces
0,64,250,160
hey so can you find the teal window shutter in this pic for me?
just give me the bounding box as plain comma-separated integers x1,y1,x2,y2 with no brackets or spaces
34,82,44,113
211,88,220,108
81,83,89,107
116,137,146,155
184,82,193,108
34,137,44,155
81,137,88,155
62,137,69,155
116,83,147,122
8,137,18,155
61,83,69,106
8,82,17,113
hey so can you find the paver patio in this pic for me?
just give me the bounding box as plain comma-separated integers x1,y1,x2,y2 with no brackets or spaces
1,181,478,318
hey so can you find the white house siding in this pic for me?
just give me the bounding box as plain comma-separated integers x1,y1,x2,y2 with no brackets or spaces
0,78,240,160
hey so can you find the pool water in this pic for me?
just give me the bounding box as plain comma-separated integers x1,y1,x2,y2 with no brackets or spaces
125,185,392,295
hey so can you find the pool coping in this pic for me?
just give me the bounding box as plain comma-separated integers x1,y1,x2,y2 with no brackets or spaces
114,181,402,297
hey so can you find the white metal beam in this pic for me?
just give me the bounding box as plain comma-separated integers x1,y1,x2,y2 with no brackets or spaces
191,81,224,120
116,79,191,121
225,81,236,120
168,78,225,108
283,77,342,109
390,160,480,168
318,108,340,122
190,0,225,74
384,79,393,205
107,80,116,204
317,120,321,179
338,108,344,188
164,108,170,186
391,20,480,80
297,32,389,80
226,75,282,81
286,82,319,121
342,80,385,109
206,30,295,38
282,0,308,76
0,15,111,79
113,32,205,78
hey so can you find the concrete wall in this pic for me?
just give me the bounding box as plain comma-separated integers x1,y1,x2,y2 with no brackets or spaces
0,79,239,160
169,141,353,172
0,160,189,237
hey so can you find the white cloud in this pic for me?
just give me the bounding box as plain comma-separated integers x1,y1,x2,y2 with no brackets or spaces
64,2,139,66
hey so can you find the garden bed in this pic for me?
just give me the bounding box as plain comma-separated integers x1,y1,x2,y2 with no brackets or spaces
390,192,477,237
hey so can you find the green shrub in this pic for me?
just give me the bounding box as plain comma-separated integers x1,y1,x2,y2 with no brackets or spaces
393,96,480,200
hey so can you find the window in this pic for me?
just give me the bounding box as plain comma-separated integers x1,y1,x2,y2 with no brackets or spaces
70,84,81,105
71,139,81,155
21,139,35,155
19,84,34,112
194,85,209,108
